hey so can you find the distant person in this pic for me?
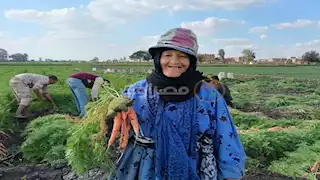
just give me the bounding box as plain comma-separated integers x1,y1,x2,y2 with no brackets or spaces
209,75,234,107
9,73,58,118
67,72,110,118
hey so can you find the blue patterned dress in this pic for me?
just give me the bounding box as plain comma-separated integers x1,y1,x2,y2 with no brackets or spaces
110,79,246,180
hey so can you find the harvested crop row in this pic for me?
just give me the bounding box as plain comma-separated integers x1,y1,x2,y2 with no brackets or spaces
240,122,320,165
230,108,303,130
20,114,74,166
268,140,320,180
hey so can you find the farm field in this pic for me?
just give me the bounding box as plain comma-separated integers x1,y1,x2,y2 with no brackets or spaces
0,63,320,180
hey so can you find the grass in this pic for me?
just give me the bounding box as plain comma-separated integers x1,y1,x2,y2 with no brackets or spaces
0,62,319,178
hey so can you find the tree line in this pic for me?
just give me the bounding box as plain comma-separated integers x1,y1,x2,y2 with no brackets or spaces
1,46,320,63
0,48,29,62
128,48,320,63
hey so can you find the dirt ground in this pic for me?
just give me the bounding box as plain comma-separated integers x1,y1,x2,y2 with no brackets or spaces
1,165,307,180
1,109,57,168
240,104,294,119
0,164,65,180
243,168,307,180
0,165,110,180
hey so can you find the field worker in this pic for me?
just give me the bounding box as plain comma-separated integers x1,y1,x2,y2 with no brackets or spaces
66,72,110,118
110,27,246,180
210,75,234,107
9,73,58,118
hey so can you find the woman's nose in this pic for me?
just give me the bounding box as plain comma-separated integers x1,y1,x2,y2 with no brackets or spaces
170,54,181,63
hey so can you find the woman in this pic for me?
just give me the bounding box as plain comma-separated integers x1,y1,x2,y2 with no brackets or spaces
67,72,109,118
110,27,246,180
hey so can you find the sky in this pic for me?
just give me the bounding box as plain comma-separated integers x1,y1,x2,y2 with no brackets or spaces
0,0,320,61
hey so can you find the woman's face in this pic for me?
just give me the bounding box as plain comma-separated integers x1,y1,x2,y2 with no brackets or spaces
160,50,190,78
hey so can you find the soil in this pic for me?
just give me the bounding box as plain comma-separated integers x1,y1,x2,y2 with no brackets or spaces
0,165,307,180
1,109,56,168
243,168,307,180
240,104,293,119
0,165,109,180
0,164,64,180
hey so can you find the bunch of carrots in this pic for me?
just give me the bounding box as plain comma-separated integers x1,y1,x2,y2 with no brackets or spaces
84,84,140,152
65,84,140,175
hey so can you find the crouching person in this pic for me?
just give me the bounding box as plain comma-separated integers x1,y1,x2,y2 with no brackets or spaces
66,72,110,119
9,73,58,118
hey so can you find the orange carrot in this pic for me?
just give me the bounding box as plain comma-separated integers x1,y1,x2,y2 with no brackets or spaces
121,111,128,120
120,112,131,152
311,161,319,173
0,143,6,156
108,112,123,147
120,121,125,149
127,107,139,136
0,131,8,157
119,112,127,150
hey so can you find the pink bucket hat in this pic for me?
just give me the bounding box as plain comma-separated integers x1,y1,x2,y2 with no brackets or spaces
148,27,199,61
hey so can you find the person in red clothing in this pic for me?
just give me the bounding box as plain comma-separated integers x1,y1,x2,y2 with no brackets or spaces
67,72,110,118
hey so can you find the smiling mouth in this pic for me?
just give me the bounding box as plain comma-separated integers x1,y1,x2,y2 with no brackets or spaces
168,66,182,69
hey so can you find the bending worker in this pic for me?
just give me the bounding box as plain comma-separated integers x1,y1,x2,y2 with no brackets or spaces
9,73,58,118
209,75,234,107
67,72,110,118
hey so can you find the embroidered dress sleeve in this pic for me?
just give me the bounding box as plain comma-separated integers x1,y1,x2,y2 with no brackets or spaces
213,91,246,180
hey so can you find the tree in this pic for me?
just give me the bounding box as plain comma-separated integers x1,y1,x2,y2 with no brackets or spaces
129,50,152,61
23,53,29,61
242,49,255,63
302,50,320,63
9,53,28,62
198,54,207,63
218,49,225,63
91,57,99,62
0,48,8,61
